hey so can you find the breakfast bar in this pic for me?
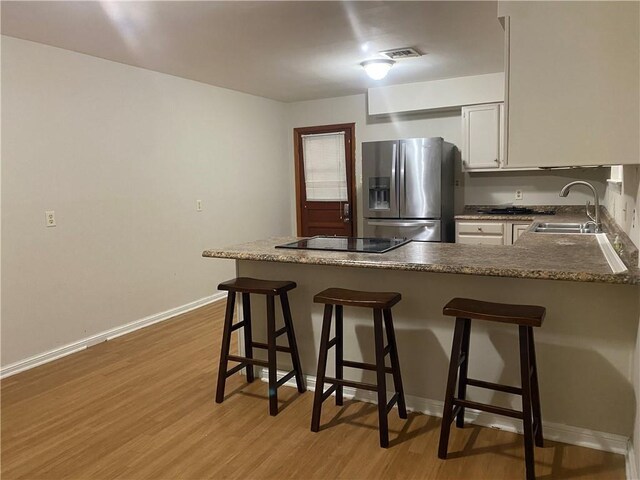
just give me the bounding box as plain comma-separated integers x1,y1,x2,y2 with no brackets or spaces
203,224,639,451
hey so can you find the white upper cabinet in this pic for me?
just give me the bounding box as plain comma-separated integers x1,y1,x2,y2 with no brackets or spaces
499,1,639,167
462,103,502,170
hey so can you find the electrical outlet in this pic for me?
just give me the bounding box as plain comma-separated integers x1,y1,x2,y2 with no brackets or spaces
515,190,523,201
196,200,203,212
45,210,56,227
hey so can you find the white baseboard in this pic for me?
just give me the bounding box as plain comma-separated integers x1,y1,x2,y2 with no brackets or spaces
0,292,226,379
627,440,639,480
258,368,630,456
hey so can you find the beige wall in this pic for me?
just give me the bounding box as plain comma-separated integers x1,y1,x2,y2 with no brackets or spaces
286,93,609,235
1,37,291,366
604,165,640,474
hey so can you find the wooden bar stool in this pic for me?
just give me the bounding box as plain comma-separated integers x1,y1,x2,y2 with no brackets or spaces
311,288,407,448
438,297,545,480
215,277,305,416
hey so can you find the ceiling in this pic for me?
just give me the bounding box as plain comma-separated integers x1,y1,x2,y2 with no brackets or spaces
0,1,505,103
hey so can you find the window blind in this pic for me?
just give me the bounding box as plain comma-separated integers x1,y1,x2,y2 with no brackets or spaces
302,132,347,201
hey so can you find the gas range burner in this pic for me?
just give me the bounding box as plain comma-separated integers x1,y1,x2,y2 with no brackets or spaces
478,207,556,216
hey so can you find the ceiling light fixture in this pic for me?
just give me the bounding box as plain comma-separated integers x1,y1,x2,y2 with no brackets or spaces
361,59,395,80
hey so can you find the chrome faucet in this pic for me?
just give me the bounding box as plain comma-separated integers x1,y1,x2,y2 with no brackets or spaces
559,181,601,232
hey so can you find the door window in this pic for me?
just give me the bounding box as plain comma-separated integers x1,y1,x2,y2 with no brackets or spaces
302,132,348,201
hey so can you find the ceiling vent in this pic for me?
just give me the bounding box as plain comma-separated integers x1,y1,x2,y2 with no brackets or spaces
379,47,422,60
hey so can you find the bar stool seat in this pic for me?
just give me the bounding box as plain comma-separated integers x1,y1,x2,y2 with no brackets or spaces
438,297,545,480
314,288,401,309
218,277,296,295
215,277,305,416
443,298,545,327
311,288,407,448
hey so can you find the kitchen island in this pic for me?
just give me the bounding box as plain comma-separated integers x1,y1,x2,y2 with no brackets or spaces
203,223,639,453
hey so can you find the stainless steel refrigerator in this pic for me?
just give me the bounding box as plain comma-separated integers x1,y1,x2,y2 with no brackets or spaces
362,137,455,242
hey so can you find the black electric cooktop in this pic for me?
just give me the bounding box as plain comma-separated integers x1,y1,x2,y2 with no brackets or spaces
276,236,410,254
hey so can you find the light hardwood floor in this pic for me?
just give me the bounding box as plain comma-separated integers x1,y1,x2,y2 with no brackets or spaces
1,300,625,479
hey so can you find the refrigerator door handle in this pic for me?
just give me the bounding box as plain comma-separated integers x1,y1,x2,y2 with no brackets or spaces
399,142,406,216
398,141,407,217
391,142,397,212
367,220,437,227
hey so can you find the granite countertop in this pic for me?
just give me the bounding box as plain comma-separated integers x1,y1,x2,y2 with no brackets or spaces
455,205,639,268
203,207,639,285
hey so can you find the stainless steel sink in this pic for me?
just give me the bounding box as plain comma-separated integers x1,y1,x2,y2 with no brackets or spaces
533,222,597,234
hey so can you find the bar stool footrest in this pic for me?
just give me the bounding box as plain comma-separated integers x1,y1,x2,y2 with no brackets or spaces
342,359,393,374
325,377,378,392
251,342,292,353
276,370,298,388
533,421,541,436
467,378,523,395
230,321,246,332
225,362,250,378
453,398,523,419
458,353,466,367
450,404,463,424
321,384,338,402
386,393,399,413
227,355,269,368
275,326,288,337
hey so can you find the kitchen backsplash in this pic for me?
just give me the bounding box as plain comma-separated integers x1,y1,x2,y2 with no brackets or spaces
604,164,640,250
460,167,609,208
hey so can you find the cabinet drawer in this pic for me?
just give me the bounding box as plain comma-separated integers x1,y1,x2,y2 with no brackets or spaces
456,235,505,246
457,222,504,235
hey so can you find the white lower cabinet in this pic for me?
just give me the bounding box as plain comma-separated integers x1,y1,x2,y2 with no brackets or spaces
511,223,530,243
455,220,531,245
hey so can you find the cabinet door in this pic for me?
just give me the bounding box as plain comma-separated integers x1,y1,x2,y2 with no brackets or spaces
501,2,639,167
499,103,505,165
511,223,530,244
462,104,501,170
